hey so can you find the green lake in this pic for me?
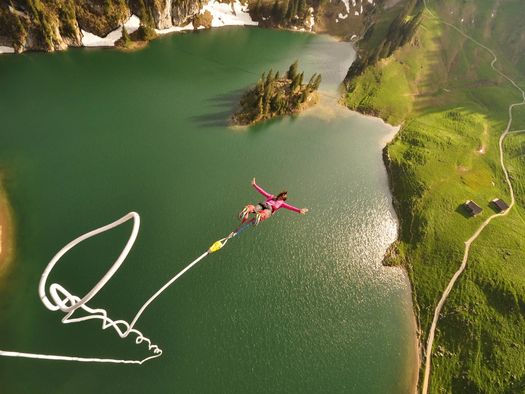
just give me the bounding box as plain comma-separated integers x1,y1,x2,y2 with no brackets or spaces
0,27,417,393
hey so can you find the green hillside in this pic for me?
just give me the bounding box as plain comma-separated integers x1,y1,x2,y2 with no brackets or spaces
345,0,525,391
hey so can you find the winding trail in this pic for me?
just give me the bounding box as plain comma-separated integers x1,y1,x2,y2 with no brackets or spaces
421,1,525,393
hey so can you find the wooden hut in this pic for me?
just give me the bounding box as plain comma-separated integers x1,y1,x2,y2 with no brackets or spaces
491,198,509,212
464,200,482,216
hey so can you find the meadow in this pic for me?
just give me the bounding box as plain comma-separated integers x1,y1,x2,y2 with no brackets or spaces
345,0,525,391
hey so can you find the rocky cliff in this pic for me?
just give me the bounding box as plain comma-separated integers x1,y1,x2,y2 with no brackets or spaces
0,0,201,52
0,0,406,53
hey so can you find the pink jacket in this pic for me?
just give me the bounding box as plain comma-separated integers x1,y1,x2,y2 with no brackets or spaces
253,182,301,213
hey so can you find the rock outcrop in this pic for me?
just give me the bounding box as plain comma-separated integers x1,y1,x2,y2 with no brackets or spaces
171,0,201,26
152,0,173,29
0,0,392,53
0,0,207,52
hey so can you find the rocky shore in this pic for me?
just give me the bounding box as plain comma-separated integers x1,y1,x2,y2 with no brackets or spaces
0,0,388,54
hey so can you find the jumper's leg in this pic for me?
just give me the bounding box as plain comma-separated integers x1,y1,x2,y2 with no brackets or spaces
239,204,255,222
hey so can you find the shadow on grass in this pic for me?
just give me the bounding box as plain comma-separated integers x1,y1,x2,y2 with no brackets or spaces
455,203,474,219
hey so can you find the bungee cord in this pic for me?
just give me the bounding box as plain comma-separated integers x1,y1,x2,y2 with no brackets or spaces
0,212,246,364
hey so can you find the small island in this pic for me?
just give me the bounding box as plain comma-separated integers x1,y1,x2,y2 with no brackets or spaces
232,61,321,126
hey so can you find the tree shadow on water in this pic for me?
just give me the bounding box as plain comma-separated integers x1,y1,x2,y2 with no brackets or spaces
190,87,300,130
190,88,245,128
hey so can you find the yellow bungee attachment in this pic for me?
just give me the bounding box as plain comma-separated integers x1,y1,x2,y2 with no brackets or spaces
208,239,226,253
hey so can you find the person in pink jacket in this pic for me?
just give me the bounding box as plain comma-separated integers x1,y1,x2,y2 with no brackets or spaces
239,178,308,226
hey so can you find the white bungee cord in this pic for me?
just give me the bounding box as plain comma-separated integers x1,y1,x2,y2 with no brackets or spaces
0,211,231,364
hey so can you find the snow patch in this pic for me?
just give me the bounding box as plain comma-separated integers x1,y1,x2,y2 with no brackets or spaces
81,29,121,47
341,0,350,13
0,45,15,54
155,22,194,35
338,13,348,19
124,15,140,34
82,14,141,47
80,0,258,47
307,7,315,31
354,11,359,16
201,0,258,27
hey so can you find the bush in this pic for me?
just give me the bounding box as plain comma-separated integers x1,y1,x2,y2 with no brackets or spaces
136,24,157,41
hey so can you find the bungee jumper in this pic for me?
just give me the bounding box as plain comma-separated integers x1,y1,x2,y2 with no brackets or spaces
210,178,308,252
238,177,308,226
0,180,308,364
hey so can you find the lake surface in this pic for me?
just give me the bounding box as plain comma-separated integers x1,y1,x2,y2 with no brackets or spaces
0,27,416,393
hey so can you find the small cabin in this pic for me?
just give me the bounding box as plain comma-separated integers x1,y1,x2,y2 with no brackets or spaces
464,200,482,216
491,198,509,212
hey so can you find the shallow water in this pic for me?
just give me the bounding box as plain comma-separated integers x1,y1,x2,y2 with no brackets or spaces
0,27,416,393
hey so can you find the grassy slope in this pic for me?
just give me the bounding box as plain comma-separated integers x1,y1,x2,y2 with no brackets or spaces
346,0,525,392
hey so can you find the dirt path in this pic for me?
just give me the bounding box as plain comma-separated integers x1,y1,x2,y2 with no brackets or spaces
420,1,525,393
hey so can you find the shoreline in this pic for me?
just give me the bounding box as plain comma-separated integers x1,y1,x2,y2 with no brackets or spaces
0,0,258,55
232,91,320,127
378,118,421,394
0,182,14,278
344,107,420,393
349,110,420,393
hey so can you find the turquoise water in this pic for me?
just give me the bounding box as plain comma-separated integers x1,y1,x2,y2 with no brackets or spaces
0,27,416,393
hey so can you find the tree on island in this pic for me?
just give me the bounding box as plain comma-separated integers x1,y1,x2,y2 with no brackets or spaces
287,60,298,80
233,61,322,125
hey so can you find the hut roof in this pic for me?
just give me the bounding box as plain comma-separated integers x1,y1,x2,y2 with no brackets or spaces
491,198,509,212
465,200,482,216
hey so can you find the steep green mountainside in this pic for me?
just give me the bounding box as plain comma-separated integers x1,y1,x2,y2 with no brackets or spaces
345,0,525,392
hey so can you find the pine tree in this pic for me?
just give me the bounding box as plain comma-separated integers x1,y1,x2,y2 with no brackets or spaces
265,69,274,87
137,0,154,28
271,0,281,21
285,0,294,21
121,26,130,45
298,72,304,87
252,0,262,18
287,60,298,80
312,74,322,90
255,78,264,95
137,24,157,41
270,95,280,112
400,10,423,46
292,0,299,19
300,89,308,103
276,94,285,113
307,74,316,91
257,96,264,117
297,0,306,18
292,73,301,91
